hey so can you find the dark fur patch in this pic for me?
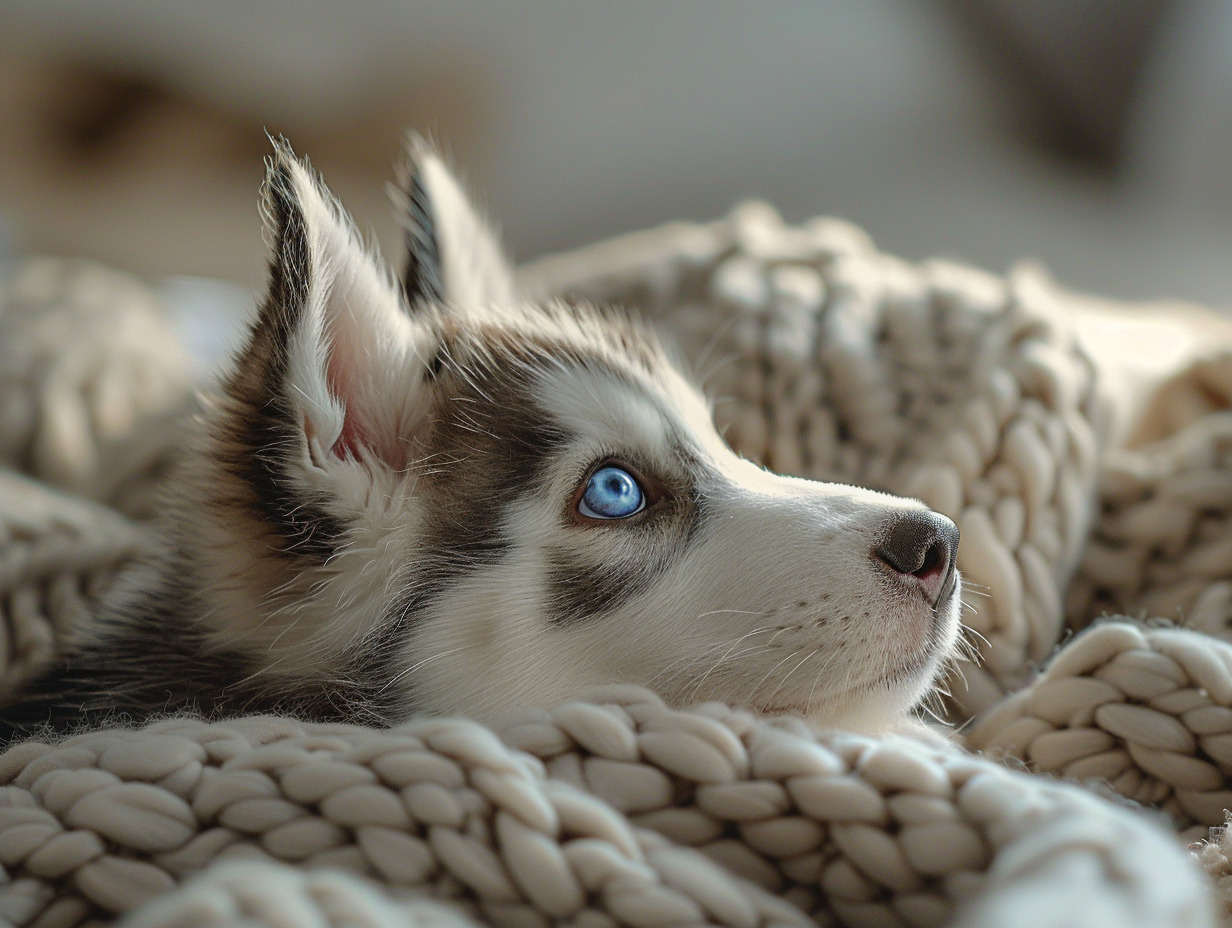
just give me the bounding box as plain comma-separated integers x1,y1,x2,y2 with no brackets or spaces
396,320,705,630
216,155,349,563
0,561,406,744
402,169,444,307
544,537,665,626
391,346,569,619
224,397,348,562
546,463,702,626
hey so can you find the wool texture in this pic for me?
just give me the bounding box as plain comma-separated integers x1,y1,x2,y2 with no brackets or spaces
3,201,1232,926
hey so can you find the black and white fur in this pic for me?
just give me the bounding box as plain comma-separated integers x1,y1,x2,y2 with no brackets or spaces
0,138,962,741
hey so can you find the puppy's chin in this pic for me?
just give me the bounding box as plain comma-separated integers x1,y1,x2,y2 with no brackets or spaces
753,626,958,734
757,683,930,735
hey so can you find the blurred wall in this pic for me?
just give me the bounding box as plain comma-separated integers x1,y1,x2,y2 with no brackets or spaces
1,0,1231,310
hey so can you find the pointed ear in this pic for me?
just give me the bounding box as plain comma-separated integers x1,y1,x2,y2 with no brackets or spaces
239,138,420,475
395,134,515,309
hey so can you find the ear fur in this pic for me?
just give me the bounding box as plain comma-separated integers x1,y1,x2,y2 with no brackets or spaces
242,137,421,476
395,134,515,309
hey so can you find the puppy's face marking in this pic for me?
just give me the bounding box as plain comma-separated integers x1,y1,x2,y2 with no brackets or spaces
178,137,961,733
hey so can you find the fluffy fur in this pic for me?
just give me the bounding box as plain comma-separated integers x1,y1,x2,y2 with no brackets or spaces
0,138,963,741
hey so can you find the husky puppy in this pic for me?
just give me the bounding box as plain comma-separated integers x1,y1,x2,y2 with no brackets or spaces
0,138,961,741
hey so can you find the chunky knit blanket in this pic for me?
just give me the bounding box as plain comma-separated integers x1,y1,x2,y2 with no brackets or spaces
2,204,1232,927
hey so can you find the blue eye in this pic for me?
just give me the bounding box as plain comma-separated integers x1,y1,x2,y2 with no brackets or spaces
579,466,645,519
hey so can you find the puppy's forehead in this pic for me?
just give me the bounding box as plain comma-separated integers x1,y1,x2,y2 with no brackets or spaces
533,360,711,460
445,300,651,360
452,302,718,458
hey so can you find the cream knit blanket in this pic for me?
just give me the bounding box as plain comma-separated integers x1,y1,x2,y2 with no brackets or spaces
2,204,1232,927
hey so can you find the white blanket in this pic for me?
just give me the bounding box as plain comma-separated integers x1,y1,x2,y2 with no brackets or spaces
2,204,1232,926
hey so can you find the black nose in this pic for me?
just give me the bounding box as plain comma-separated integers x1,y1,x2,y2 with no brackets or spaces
874,510,960,606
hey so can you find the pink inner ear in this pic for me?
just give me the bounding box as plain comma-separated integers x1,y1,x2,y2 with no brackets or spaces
330,415,366,463
325,332,368,463
316,291,413,471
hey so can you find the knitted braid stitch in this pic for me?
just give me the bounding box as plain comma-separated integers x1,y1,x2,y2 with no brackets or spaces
0,258,195,521
0,258,175,703
0,689,1211,928
120,862,483,928
0,470,147,701
966,621,1232,843
1068,408,1232,640
2,215,1232,926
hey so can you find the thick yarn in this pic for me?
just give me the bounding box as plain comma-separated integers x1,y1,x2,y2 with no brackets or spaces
0,689,1210,928
0,257,194,521
1068,408,1232,640
3,207,1232,926
0,470,146,701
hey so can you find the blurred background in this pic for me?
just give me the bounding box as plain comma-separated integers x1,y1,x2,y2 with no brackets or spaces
2,0,1231,351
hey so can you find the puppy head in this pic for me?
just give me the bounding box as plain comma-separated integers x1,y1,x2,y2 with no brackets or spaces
177,137,961,731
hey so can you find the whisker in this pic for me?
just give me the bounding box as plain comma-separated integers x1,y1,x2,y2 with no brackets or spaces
749,650,806,702
961,623,991,652
763,649,821,707
682,629,782,701
378,645,473,695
